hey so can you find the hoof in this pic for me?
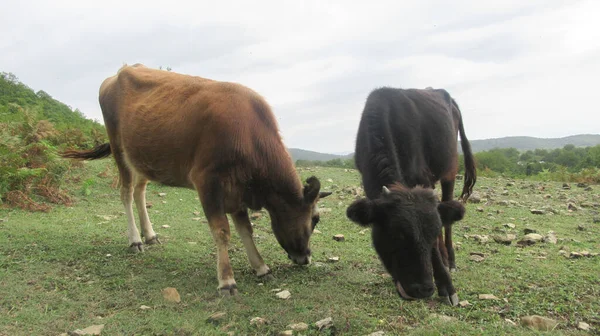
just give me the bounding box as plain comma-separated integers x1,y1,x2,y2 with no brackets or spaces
129,242,144,253
444,293,459,306
218,285,238,297
146,236,162,245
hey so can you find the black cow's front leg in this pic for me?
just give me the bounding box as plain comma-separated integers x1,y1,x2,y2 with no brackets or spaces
432,244,459,306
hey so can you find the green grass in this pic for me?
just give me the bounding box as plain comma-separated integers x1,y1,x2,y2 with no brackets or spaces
1,161,599,335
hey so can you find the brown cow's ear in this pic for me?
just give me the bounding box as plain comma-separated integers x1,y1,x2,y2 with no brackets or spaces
437,200,465,224
303,176,321,203
319,191,332,199
347,198,377,227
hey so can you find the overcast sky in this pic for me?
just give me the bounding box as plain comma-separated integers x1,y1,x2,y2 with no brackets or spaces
2,0,599,154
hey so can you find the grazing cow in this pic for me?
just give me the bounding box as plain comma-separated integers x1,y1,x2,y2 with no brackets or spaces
346,87,476,306
61,64,331,295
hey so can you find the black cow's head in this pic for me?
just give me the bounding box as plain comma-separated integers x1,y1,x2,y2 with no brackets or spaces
346,184,464,301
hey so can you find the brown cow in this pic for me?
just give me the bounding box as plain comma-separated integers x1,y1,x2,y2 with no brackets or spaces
61,64,331,295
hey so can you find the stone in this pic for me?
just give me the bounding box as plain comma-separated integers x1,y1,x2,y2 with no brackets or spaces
68,325,105,336
469,255,485,262
478,294,499,300
523,228,537,234
530,209,545,215
161,225,170,228
431,314,456,322
493,234,516,245
367,332,385,336
584,186,593,191
250,317,268,326
139,305,152,310
288,322,309,331
577,182,588,188
158,192,167,197
162,287,181,303
562,183,571,190
276,290,291,299
207,312,227,324
315,317,334,330
577,322,590,331
472,235,489,244
544,232,557,244
520,315,558,331
459,300,470,307
468,192,482,203
328,256,340,262
518,233,544,246
278,331,293,336
577,224,586,231
503,223,516,229
333,234,345,242
250,212,262,220
498,200,509,206
568,203,578,211
505,319,517,326
476,207,484,212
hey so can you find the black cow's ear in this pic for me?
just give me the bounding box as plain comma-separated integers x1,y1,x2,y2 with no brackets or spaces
319,191,333,199
347,198,378,227
437,200,465,224
303,176,321,203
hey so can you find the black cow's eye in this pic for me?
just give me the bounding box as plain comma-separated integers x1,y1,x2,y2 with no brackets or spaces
311,216,320,230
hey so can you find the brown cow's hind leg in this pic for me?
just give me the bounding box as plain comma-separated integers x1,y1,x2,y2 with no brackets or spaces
133,175,160,245
114,153,144,253
232,210,272,278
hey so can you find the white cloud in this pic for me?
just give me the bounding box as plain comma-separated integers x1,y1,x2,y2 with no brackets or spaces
1,0,599,153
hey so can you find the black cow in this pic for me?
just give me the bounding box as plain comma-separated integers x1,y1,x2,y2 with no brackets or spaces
346,87,476,306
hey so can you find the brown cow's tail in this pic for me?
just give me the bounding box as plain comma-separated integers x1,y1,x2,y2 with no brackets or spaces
60,143,112,161
454,101,476,202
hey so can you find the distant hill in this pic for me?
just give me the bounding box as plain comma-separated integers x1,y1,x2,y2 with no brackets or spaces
290,134,600,161
459,134,600,153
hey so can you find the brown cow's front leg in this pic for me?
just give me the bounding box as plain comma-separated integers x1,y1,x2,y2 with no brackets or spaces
232,210,272,279
432,245,458,306
195,177,237,296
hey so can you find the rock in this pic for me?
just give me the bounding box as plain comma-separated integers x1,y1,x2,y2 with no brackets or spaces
139,305,152,310
503,223,516,229
315,317,334,330
493,234,516,245
328,256,340,262
319,208,333,213
333,234,345,242
278,331,293,336
158,192,167,197
469,255,485,262
543,194,552,199
456,174,463,180
577,224,586,231
146,202,153,208
577,182,588,188
359,229,368,235
594,217,600,224
207,312,227,324
472,235,489,244
326,178,333,183
568,203,578,211
459,300,470,307
162,287,181,303
577,322,590,331
544,232,557,244
276,290,291,299
497,200,509,206
250,212,262,220
569,252,583,259
250,317,268,326
161,225,170,228
313,229,322,234
468,192,482,203
191,217,203,221
476,207,484,212
506,182,515,187
530,209,545,215
523,228,537,234
478,294,499,300
505,319,517,326
431,314,456,322
562,183,571,190
518,233,544,246
68,325,105,336
520,315,558,331
288,322,309,331
584,186,593,191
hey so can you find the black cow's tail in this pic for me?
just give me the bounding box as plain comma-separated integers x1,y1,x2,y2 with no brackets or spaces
453,100,476,202
60,143,112,161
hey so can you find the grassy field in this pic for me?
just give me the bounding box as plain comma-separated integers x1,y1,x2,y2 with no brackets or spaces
1,160,599,335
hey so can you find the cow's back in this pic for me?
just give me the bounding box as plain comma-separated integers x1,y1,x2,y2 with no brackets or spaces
355,87,459,199
99,64,292,189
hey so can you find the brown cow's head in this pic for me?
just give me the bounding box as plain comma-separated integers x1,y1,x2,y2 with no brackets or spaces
268,176,331,265
346,184,464,301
